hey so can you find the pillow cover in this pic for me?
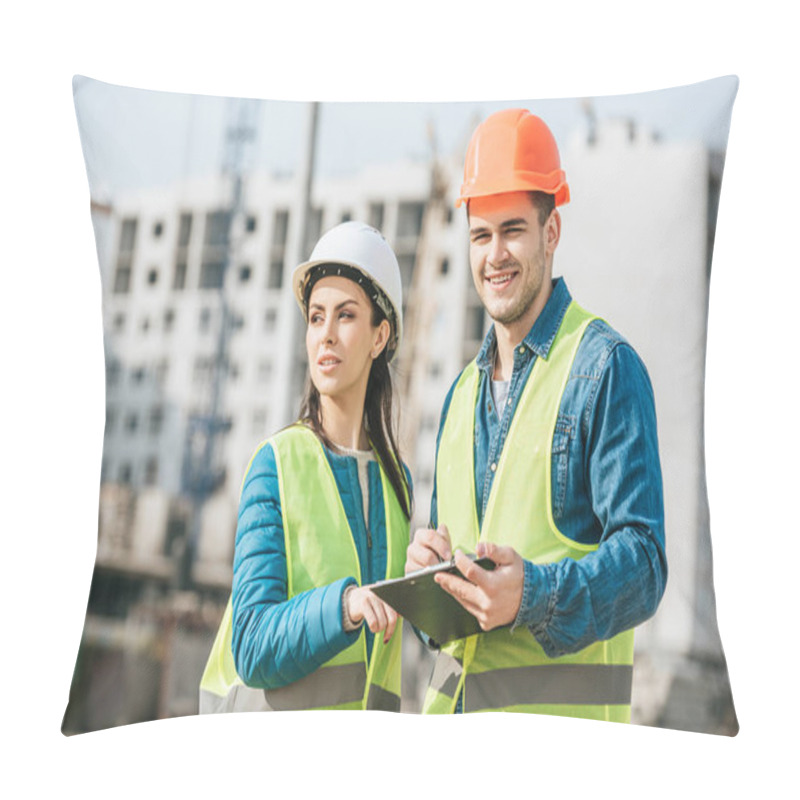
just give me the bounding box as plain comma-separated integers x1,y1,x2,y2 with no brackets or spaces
63,74,738,735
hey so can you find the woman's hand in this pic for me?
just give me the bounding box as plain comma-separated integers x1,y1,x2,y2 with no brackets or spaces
345,585,399,644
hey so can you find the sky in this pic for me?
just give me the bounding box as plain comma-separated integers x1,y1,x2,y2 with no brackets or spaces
73,74,738,197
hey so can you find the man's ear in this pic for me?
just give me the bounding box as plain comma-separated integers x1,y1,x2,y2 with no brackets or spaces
546,209,561,254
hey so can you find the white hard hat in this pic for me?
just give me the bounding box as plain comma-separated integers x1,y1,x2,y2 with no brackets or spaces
292,221,404,361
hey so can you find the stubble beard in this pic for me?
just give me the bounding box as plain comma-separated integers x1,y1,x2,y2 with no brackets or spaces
489,278,542,326
482,247,546,328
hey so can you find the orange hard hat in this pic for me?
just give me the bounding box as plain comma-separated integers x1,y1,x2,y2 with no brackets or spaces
456,108,570,208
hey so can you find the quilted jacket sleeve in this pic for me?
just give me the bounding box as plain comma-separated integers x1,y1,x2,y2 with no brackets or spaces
230,442,360,689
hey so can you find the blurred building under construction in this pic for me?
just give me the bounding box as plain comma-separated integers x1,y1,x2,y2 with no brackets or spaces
64,103,736,735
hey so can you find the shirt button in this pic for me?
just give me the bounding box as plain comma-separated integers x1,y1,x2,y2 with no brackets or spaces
518,346,525,354
490,462,497,472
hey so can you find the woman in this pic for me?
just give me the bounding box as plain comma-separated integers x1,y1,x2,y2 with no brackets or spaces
199,221,411,713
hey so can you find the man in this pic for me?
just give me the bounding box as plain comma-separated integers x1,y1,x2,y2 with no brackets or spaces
406,108,667,721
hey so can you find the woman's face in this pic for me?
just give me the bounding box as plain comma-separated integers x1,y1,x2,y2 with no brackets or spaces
306,275,390,404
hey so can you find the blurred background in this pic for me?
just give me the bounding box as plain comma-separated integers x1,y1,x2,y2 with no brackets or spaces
62,75,738,734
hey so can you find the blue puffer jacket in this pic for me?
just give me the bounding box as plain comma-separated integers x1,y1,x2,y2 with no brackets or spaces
231,437,411,690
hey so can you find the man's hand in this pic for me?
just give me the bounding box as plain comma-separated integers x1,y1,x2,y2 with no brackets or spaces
405,524,453,574
434,541,524,631
346,586,399,644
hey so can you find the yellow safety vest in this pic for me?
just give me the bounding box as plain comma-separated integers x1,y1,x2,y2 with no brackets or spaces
199,424,408,713
423,301,635,721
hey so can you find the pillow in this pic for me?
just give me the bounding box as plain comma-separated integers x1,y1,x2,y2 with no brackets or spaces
63,74,738,735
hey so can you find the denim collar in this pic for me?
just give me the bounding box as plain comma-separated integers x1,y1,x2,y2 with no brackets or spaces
476,277,573,372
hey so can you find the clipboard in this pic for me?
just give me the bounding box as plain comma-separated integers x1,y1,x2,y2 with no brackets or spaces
371,555,497,645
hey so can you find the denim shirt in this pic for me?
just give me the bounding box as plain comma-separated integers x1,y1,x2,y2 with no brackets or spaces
431,278,667,658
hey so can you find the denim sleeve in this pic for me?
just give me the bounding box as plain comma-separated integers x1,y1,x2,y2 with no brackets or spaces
231,442,359,689
515,342,668,657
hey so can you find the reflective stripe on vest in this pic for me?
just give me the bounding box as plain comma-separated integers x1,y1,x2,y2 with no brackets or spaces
199,424,407,712
425,651,633,708
424,301,635,720
200,661,402,713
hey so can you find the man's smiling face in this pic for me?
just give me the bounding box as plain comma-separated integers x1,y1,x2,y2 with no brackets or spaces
468,191,560,339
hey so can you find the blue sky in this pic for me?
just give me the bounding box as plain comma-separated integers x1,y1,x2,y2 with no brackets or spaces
73,74,738,197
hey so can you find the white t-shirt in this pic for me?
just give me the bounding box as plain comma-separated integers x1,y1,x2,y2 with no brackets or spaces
491,378,511,418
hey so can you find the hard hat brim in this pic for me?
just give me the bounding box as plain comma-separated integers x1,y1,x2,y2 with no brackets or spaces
455,175,570,208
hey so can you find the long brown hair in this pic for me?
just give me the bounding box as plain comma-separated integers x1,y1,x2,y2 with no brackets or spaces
298,292,411,520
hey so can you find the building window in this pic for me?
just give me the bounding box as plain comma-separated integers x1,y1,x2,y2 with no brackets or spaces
149,406,164,436
140,317,150,334
124,413,139,434
106,360,121,386
112,312,125,333
252,409,267,435
173,261,187,290
164,514,187,558
131,366,146,384
340,210,352,223
268,209,290,290
267,258,283,290
174,213,192,290
239,264,252,283
155,359,169,386
178,213,192,247
113,218,138,295
201,210,231,289
368,202,385,231
193,356,214,386
119,218,138,251
466,305,486,341
153,221,164,238
440,257,450,276
199,307,212,333
113,266,132,294
144,457,159,486
105,407,116,434
397,201,425,239
200,261,225,289
246,215,257,233
264,308,277,332
147,268,158,285
163,308,175,333
304,208,323,256
204,210,232,246
272,210,290,247
257,360,273,383
119,463,133,484
397,254,415,293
